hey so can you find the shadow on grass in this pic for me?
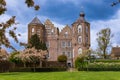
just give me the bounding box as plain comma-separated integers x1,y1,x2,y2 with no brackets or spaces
0,72,24,76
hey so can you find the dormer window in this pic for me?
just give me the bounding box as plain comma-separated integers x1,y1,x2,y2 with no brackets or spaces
78,25,82,33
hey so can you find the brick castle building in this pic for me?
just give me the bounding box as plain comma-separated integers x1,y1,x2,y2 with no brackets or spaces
28,12,90,66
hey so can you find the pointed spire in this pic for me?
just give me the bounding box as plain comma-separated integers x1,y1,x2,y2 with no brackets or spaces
29,17,42,24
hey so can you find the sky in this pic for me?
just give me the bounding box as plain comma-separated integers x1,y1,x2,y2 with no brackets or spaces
0,0,120,53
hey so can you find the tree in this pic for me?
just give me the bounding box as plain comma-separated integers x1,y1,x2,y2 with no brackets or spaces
57,55,67,62
0,0,40,50
96,28,113,59
9,51,21,63
29,34,47,50
111,0,120,6
17,48,47,71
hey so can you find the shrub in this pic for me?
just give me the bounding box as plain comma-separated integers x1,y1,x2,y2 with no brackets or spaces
75,57,88,69
95,59,120,63
57,55,67,62
78,62,120,71
9,51,21,63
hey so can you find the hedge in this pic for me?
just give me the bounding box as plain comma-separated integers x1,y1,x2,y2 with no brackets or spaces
78,63,120,71
94,59,120,63
10,67,67,72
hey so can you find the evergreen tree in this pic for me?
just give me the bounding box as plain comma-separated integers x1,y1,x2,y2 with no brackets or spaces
29,34,47,50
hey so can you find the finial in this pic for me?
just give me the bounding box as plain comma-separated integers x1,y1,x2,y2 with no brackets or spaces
80,6,84,12
80,6,85,17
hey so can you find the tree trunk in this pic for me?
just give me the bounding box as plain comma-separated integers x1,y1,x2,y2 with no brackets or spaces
33,63,35,72
103,49,106,59
39,60,42,68
24,62,26,67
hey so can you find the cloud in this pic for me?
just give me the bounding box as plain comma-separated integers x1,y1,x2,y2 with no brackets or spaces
0,14,11,22
52,21,65,31
90,9,120,50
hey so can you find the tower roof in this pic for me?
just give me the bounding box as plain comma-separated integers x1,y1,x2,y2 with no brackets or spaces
76,12,86,23
29,17,42,24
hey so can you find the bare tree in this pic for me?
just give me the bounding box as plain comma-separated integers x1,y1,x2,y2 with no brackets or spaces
96,28,113,59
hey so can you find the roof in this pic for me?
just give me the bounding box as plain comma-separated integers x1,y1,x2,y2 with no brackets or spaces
76,12,86,23
29,17,42,24
111,47,120,57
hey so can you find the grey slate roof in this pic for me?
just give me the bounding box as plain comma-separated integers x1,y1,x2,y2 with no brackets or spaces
29,17,42,24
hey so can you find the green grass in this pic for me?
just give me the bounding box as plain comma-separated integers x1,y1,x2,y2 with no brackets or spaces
0,71,120,80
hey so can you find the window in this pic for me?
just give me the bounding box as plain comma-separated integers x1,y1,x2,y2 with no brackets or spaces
46,42,50,48
78,25,82,33
51,29,54,35
86,26,88,33
37,29,40,33
78,48,82,54
86,37,88,43
64,32,68,38
51,29,54,33
63,52,65,55
78,36,82,43
47,52,50,58
37,29,40,36
62,42,66,48
32,28,34,32
45,25,51,34
68,41,71,47
67,52,71,58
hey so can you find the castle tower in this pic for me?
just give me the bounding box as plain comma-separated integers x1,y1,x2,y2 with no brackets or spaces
72,12,90,62
28,17,45,43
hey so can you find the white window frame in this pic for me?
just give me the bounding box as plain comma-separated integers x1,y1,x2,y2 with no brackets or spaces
78,48,82,54
32,27,35,32
67,52,71,58
46,42,50,48
78,36,82,44
78,25,82,33
62,41,66,48
68,41,71,47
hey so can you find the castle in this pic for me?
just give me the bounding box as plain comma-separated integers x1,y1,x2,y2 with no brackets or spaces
28,12,90,67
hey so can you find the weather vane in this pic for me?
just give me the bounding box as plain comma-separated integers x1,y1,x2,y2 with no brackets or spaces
80,6,84,12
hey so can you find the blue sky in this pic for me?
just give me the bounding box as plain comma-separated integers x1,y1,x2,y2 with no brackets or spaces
1,0,120,52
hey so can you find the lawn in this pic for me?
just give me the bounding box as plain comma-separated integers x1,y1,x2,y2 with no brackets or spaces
0,71,120,80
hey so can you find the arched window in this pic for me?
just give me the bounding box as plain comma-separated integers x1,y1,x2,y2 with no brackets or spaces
64,31,68,38
78,36,82,43
78,48,82,54
78,25,82,33
32,28,34,32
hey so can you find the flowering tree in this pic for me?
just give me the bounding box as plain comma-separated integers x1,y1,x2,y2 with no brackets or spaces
16,48,47,71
